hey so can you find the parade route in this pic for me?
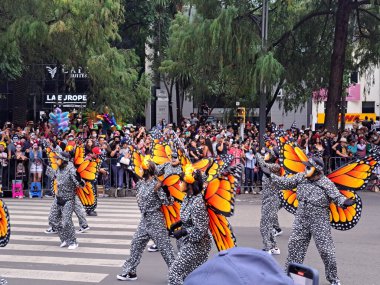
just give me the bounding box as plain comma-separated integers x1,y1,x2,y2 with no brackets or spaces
0,191,379,285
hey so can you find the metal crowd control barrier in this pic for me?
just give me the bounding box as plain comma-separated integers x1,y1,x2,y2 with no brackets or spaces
0,155,271,198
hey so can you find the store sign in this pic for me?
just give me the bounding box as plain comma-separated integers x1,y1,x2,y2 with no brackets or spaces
312,84,361,102
45,65,88,79
44,94,87,108
317,113,376,124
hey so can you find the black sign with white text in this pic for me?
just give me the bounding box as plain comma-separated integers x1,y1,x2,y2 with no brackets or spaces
44,94,87,108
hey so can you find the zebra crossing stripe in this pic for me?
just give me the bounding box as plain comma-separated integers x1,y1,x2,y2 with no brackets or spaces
11,227,136,236
0,255,123,267
10,235,135,245
0,268,108,283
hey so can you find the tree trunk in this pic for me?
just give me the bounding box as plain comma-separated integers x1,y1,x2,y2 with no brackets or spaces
325,0,352,133
175,81,181,124
13,74,30,126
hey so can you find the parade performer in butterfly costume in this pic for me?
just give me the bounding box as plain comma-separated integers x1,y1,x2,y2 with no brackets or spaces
46,152,85,250
168,169,212,285
1,198,11,285
256,147,282,255
275,138,379,285
269,156,355,285
117,159,175,281
44,144,99,234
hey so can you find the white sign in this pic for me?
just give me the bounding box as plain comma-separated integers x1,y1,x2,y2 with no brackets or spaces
236,101,240,106
44,94,87,108
45,65,88,79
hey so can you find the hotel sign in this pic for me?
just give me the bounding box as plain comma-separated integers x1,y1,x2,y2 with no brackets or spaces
44,94,87,108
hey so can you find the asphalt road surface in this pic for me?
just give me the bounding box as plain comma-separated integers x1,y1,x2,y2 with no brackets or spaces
1,191,379,285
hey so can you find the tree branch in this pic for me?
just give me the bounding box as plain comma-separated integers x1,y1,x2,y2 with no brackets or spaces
358,7,380,22
270,10,335,50
356,8,370,38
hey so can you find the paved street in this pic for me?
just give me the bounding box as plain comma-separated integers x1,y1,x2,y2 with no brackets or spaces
0,191,379,285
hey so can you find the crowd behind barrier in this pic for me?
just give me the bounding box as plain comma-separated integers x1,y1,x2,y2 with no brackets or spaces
1,112,379,198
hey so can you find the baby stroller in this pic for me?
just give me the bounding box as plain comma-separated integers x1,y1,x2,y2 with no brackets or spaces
12,161,26,198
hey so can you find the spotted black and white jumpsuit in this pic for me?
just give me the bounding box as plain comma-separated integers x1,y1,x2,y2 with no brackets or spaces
121,178,175,275
168,194,211,285
156,162,182,178
271,173,346,284
47,191,88,231
46,162,83,245
256,154,281,251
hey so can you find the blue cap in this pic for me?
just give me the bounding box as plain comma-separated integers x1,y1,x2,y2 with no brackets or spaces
184,247,294,285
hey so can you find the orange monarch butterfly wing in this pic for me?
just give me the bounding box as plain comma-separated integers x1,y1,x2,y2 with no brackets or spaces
280,186,298,215
208,209,236,251
52,179,58,194
279,141,308,175
151,141,172,165
327,155,379,191
329,190,362,231
128,146,144,179
205,155,233,182
45,146,58,170
74,146,102,182
0,199,11,247
161,202,181,231
76,182,97,212
192,158,214,173
178,147,191,167
74,145,86,168
162,174,186,202
204,164,243,217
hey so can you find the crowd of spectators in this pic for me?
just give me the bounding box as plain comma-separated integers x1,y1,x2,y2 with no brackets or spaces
0,113,379,197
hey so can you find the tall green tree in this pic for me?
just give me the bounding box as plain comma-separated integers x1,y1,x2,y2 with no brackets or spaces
160,0,380,130
0,0,150,122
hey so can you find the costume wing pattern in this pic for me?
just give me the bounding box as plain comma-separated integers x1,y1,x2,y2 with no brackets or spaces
204,164,243,251
160,174,185,230
76,182,97,212
0,199,11,247
278,138,378,230
74,146,102,210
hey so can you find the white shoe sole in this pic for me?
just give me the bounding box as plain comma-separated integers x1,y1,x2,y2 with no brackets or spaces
77,227,90,234
147,247,159,252
117,275,137,281
269,249,281,255
60,242,67,248
68,243,79,250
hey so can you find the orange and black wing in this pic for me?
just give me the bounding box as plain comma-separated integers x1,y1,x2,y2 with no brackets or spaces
329,190,362,231
151,141,172,165
280,187,298,215
178,147,191,167
161,202,181,231
45,146,58,170
208,209,236,251
0,199,11,247
327,155,379,191
162,174,186,202
129,146,144,179
279,141,308,175
192,158,214,173
76,182,97,212
204,164,242,217
74,146,102,182
205,155,233,182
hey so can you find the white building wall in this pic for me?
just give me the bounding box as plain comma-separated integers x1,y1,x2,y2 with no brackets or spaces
311,66,380,128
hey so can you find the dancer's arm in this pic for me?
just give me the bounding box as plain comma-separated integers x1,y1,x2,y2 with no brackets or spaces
271,172,304,189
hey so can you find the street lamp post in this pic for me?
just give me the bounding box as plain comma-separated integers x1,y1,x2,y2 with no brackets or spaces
259,0,269,148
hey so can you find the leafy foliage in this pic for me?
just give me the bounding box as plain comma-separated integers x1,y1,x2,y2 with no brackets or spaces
0,0,151,120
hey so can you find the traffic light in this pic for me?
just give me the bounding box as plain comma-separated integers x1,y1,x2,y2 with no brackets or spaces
236,107,246,124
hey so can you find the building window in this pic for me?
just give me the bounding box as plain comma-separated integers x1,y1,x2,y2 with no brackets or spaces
350,71,358,84
362,101,375,113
